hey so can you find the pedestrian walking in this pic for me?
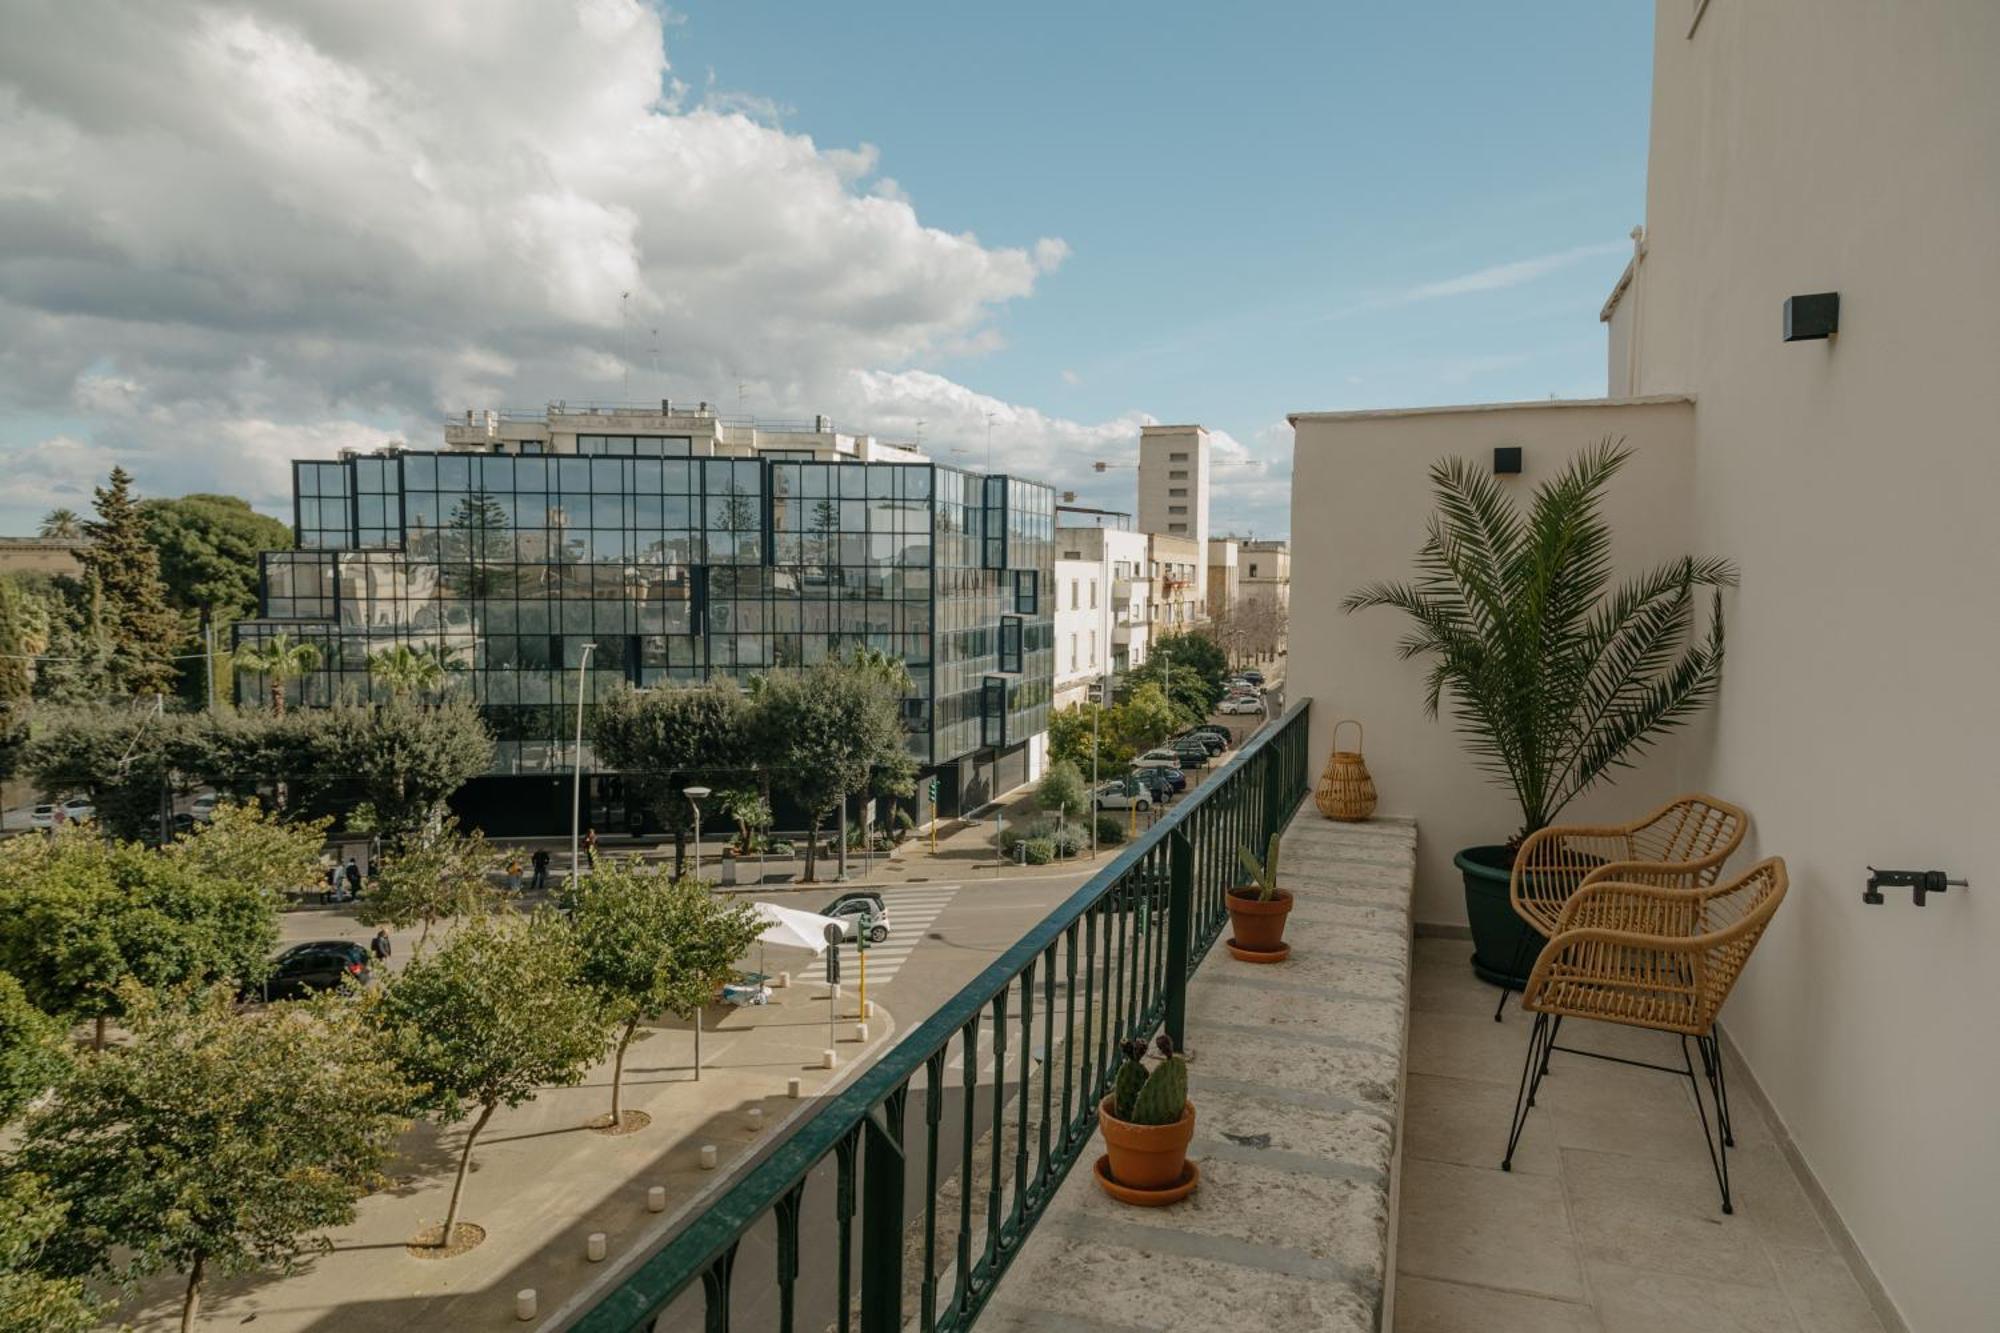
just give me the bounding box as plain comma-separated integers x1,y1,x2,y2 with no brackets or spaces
344,858,363,898
530,848,550,892
583,827,599,865
371,928,392,964
505,855,523,894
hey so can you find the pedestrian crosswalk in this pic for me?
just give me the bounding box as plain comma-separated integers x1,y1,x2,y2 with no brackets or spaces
794,884,961,989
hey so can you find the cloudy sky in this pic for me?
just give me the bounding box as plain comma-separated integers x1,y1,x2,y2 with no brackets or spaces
0,1,1652,540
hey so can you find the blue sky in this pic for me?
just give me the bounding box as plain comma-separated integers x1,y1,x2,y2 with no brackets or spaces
669,1,1654,529
0,1,1653,541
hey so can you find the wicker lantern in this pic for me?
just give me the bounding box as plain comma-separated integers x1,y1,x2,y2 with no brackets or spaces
1315,719,1377,821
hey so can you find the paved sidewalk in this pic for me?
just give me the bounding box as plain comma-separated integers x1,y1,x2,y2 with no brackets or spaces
114,983,895,1331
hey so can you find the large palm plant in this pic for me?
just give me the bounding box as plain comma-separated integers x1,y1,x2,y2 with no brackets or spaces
1344,441,1735,839
232,633,322,716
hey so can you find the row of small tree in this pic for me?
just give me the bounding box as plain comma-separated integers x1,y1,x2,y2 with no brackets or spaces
1046,630,1234,774
591,651,916,882
7,691,493,841
0,811,761,1331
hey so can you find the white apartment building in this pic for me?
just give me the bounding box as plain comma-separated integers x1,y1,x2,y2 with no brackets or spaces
1056,523,1151,675
1051,557,1108,710
1238,538,1290,610
1136,424,1209,552
1146,532,1203,637
1205,537,1239,622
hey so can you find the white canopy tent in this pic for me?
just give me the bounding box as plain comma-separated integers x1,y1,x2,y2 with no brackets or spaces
748,901,844,979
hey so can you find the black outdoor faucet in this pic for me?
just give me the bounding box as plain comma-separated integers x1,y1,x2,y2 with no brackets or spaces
1863,867,1969,907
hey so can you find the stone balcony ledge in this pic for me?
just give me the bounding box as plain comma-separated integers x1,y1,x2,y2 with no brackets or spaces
983,807,1417,1332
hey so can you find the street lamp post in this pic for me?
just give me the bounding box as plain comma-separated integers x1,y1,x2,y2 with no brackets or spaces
570,641,598,892
683,785,711,880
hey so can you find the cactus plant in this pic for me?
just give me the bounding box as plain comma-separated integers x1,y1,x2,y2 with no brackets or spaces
1110,1035,1189,1126
1236,832,1283,902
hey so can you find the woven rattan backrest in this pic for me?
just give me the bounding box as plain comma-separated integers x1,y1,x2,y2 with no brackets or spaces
1632,795,1748,886
1691,857,1787,1028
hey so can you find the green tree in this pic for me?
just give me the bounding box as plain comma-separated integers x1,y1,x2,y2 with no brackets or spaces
0,823,282,1047
18,702,188,841
76,468,182,698
231,632,320,716
748,660,908,883
1049,700,1133,772
1111,681,1183,756
1036,758,1089,840
139,495,293,706
366,643,447,697
0,971,68,1125
356,816,496,952
16,984,411,1331
0,579,52,702
0,1172,101,1333
590,683,751,874
166,799,328,905
24,572,117,705
569,861,761,1119
316,693,493,833
716,785,772,853
377,913,607,1246
1344,442,1734,836
36,509,83,541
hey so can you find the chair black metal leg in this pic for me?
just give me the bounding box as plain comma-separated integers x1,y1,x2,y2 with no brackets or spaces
1711,1033,1736,1148
1502,1012,1552,1171
1491,932,1534,1022
1538,1015,1563,1078
1682,1033,1734,1214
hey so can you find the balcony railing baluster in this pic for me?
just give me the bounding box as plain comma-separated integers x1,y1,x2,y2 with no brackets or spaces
570,700,1312,1333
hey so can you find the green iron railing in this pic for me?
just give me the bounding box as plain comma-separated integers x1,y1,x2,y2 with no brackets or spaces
571,698,1314,1333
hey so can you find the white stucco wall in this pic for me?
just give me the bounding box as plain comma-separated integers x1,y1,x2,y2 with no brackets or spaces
1618,4,2000,1326
1287,397,1704,927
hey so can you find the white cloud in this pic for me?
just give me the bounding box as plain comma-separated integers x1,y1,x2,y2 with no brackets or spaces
0,0,1111,526
1400,242,1628,302
1060,369,1081,386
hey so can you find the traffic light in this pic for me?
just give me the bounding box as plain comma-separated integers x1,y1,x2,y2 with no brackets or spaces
926,777,940,802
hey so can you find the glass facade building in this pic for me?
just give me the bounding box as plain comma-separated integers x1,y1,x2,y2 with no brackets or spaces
238,443,1054,795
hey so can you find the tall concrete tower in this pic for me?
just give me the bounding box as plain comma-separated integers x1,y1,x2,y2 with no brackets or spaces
1136,424,1209,554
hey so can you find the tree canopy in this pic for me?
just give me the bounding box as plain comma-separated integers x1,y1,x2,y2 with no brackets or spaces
747,659,909,881
568,859,760,1120
139,495,292,707
0,971,67,1125
14,984,412,1331
76,468,181,699
376,912,607,1243
355,815,496,952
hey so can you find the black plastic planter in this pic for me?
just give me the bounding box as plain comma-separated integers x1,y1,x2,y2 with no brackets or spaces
1456,845,1549,989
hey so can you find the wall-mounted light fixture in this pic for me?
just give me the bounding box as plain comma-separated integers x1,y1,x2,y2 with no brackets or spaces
1493,446,1523,475
1783,292,1840,342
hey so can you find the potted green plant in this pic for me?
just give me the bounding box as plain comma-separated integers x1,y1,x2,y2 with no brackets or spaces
1096,1035,1196,1205
1344,442,1735,991
1226,832,1291,962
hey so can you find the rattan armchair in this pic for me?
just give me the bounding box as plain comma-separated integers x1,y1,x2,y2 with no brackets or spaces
1493,793,1749,1020
1501,857,1788,1212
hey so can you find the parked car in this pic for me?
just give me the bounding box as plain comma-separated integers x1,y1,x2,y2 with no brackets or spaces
1092,778,1154,812
251,942,372,1002
1172,730,1226,755
1138,765,1188,796
29,804,56,830
1132,748,1189,771
1160,740,1210,768
1240,670,1265,685
1188,724,1232,746
58,797,95,823
822,890,891,944
190,792,220,822
1218,695,1265,715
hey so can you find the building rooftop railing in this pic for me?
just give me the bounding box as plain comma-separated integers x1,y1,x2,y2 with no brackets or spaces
566,698,1314,1332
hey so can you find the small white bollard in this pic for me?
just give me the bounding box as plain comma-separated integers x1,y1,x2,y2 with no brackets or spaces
747,1107,764,1131
863,999,876,1019
854,1022,869,1042
647,1185,667,1212
586,1232,607,1263
823,1049,838,1069
775,971,790,988
515,1289,538,1322
699,1143,719,1170
828,983,842,1000
788,1076,803,1099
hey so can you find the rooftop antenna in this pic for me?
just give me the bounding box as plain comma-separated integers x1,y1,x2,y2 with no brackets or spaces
649,327,661,386
984,411,996,473
915,418,926,448
620,291,632,399
738,378,748,414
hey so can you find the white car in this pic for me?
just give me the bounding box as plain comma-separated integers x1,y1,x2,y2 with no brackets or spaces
190,793,220,822
1218,695,1265,715
1092,779,1154,812
1131,749,1189,771
29,803,57,830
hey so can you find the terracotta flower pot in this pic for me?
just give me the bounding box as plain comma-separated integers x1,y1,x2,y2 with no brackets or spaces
1226,886,1293,954
1097,1095,1195,1193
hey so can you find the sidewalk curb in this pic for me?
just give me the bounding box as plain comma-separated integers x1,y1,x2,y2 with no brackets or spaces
536,1005,902,1330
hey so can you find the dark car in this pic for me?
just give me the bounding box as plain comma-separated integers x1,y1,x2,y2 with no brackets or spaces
1172,730,1226,756
1188,725,1232,746
1241,670,1265,685
1133,767,1186,798
1161,740,1210,768
253,942,371,1002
